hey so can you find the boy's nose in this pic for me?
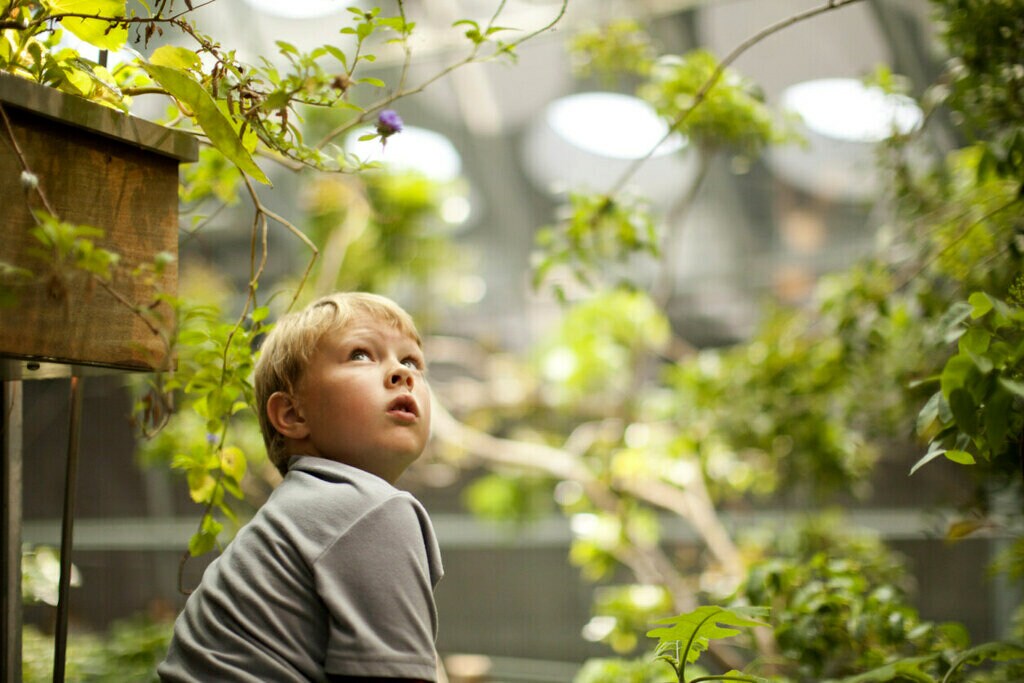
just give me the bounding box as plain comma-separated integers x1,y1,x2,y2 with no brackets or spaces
388,366,414,387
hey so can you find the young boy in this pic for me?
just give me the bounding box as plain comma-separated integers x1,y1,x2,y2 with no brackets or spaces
158,292,443,682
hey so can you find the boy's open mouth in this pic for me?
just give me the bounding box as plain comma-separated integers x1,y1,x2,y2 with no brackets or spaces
387,395,418,419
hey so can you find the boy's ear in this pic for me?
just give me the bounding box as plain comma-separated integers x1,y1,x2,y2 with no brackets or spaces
266,391,310,440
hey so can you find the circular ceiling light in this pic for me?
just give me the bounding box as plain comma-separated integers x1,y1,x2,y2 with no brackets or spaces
521,91,696,208
546,91,685,159
345,125,463,183
242,0,342,19
767,78,924,202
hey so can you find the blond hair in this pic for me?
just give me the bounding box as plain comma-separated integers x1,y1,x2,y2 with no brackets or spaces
254,292,422,475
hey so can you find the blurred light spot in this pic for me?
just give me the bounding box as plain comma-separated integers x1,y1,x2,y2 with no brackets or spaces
542,347,577,383
554,480,584,506
456,275,487,304
582,616,617,642
441,195,472,225
629,584,666,609
571,512,599,537
624,422,651,448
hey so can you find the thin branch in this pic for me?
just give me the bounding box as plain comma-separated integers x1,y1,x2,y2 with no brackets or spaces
0,0,218,31
314,0,569,150
430,400,743,578
607,0,867,199
0,101,56,216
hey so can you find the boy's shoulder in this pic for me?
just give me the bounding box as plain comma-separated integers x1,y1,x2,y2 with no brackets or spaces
273,455,414,516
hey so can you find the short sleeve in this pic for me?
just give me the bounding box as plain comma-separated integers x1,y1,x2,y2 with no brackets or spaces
314,493,441,681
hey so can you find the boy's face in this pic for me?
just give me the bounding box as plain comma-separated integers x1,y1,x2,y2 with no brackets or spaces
291,312,430,483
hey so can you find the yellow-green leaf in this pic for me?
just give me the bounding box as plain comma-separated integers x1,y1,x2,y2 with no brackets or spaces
50,0,128,51
149,45,201,71
944,449,976,465
220,446,247,482
187,469,217,503
141,63,271,184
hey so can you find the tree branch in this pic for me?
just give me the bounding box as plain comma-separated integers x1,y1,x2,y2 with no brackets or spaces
607,0,868,199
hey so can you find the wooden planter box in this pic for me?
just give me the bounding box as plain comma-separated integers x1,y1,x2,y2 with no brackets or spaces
0,73,197,375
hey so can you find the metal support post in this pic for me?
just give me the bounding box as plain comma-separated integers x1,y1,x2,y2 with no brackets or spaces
53,376,83,683
2,380,24,683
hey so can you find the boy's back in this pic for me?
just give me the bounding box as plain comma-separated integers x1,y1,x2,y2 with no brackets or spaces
158,456,443,682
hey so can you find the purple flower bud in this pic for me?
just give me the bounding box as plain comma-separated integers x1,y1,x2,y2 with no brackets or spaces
376,109,404,138
206,433,219,445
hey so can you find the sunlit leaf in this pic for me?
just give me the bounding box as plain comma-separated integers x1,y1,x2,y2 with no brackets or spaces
51,0,127,51
943,449,975,465
149,45,201,71
647,606,769,665
141,63,271,184
220,446,247,482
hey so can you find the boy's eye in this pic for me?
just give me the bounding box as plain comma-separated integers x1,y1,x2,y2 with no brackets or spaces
350,349,371,361
402,357,423,371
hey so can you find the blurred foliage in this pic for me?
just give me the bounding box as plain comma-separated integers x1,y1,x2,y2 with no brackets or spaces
667,304,876,501
535,34,790,293
300,168,477,307
932,0,1024,184
22,617,173,683
640,49,787,160
569,18,657,83
735,517,967,681
584,584,675,654
533,194,659,298
462,471,555,522
574,654,677,683
535,289,670,411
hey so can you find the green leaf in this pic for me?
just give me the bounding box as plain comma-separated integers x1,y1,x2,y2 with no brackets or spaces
910,442,947,476
647,606,769,666
958,327,991,355
939,301,973,342
187,469,217,503
149,45,201,71
944,450,976,465
944,641,1024,682
999,377,1024,398
969,291,994,318
276,40,298,55
946,518,991,540
986,387,1012,447
948,388,978,435
916,391,942,436
188,530,216,557
940,354,976,398
51,0,128,51
220,446,247,482
141,63,271,185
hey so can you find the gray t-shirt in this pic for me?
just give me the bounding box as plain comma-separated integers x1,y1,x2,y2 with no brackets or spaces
158,456,444,682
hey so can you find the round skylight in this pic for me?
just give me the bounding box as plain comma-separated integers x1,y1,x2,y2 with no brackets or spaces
781,78,923,143
242,0,342,19
545,92,685,159
345,125,463,182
